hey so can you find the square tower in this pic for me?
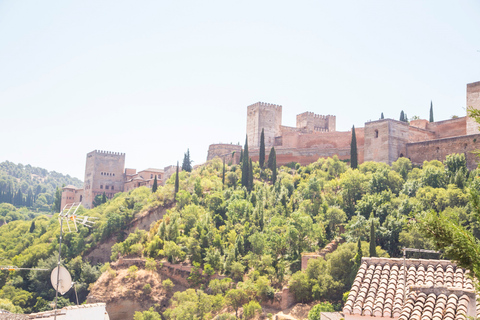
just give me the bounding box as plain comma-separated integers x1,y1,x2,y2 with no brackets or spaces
246,102,282,148
466,81,480,135
83,150,125,209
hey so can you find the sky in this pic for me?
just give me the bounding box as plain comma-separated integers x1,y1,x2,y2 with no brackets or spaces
1,1,479,180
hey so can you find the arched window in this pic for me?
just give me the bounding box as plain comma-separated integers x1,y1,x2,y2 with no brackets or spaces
374,129,379,138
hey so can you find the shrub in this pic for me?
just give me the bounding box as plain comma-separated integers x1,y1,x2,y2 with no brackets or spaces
308,302,334,320
127,265,138,279
143,283,152,294
243,300,262,319
162,279,174,293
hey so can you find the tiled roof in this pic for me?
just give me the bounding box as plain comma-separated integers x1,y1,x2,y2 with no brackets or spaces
343,257,475,319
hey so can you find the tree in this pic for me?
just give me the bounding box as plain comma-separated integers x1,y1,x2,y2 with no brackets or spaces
102,192,107,204
225,288,248,318
241,136,250,189
369,217,376,257
134,307,161,320
248,159,253,192
268,147,277,184
175,162,179,196
53,187,62,212
308,302,334,320
429,101,434,122
400,110,405,122
182,149,192,172
222,157,226,187
350,125,358,169
152,176,158,193
259,128,266,168
380,112,384,119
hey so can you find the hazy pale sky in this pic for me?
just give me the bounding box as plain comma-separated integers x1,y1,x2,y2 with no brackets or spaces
1,1,479,180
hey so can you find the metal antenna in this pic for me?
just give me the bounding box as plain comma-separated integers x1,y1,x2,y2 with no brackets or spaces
54,203,96,320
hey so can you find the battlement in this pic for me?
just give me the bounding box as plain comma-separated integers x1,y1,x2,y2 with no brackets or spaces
247,101,282,111
92,150,125,156
297,111,334,120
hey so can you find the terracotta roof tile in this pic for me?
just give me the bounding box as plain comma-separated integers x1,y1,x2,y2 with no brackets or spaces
343,258,476,319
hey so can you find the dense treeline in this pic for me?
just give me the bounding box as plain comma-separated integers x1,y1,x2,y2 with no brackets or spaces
0,161,82,211
1,153,479,318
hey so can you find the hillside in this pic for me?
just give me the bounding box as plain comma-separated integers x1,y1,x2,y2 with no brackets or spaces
0,160,83,212
0,152,478,318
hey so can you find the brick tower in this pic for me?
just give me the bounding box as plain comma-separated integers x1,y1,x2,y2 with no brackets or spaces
246,102,282,148
83,150,125,209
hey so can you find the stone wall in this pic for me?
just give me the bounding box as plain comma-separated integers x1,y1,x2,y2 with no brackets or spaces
406,134,480,170
301,238,345,271
428,116,467,139
206,144,242,164
364,119,409,164
296,112,336,132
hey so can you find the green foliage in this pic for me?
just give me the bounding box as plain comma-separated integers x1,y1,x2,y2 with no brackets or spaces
134,307,162,320
308,302,335,320
243,300,262,319
163,279,174,294
152,176,158,193
369,217,376,257
127,265,138,279
429,101,434,122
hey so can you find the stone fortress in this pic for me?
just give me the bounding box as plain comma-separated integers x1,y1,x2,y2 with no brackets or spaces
208,81,480,170
61,150,178,210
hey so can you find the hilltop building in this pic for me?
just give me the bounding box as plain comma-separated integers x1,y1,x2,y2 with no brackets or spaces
61,150,177,210
208,81,480,170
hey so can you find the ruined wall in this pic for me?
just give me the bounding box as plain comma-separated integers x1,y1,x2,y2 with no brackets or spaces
406,134,480,170
246,102,282,148
206,144,242,164
466,81,480,135
296,112,336,132
83,150,125,209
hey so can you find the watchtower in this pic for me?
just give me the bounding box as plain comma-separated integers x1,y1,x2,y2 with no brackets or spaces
246,102,282,148
83,150,125,209
466,81,480,135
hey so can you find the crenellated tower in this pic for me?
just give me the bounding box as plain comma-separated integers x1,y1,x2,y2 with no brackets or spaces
246,102,282,148
296,112,336,132
466,81,480,135
83,150,125,209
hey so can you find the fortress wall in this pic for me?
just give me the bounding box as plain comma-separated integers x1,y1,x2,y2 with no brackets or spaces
281,129,363,149
467,81,480,135
408,125,436,142
406,134,480,170
296,112,336,132
249,144,364,166
207,144,242,164
427,116,467,139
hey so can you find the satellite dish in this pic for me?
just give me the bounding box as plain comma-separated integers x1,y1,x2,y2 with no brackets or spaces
50,266,72,295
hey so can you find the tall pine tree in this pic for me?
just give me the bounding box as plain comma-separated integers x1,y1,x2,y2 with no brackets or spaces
400,110,405,122
268,147,277,184
259,128,265,169
351,125,358,169
248,159,254,192
380,112,384,119
429,101,434,122
222,157,226,187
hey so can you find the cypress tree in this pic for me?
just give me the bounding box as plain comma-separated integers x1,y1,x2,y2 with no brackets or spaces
270,147,277,184
351,125,358,169
369,218,376,257
175,161,179,196
404,113,408,122
102,192,107,204
29,221,35,233
381,112,384,119
248,159,254,192
259,128,265,168
267,146,275,170
241,136,250,189
429,101,434,122
53,187,62,212
182,149,192,172
400,110,405,122
222,157,226,187
152,176,158,193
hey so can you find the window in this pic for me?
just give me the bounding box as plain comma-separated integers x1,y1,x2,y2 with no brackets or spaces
112,186,114,190
374,129,379,138
106,186,109,190
100,185,103,189
80,195,83,202
151,174,153,179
